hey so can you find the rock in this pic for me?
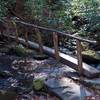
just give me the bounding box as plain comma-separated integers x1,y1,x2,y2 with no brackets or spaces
11,44,35,57
33,79,45,91
97,64,100,70
0,48,9,53
83,78,100,90
12,59,38,71
0,70,13,78
45,77,92,100
82,50,100,64
97,51,100,55
13,44,28,57
0,55,18,66
0,53,5,56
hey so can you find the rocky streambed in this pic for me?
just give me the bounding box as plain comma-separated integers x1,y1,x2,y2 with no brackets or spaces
0,52,100,100
0,36,100,100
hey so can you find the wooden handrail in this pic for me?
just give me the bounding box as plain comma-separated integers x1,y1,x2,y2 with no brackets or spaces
14,20,96,44
4,19,97,76
12,19,97,76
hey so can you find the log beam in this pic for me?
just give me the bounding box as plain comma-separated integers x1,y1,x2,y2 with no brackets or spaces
14,20,96,44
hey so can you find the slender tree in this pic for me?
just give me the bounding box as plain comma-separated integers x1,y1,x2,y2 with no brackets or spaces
16,0,25,16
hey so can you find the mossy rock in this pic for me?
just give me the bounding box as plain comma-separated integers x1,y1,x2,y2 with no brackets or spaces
13,45,35,57
33,79,45,91
14,45,28,57
82,50,100,64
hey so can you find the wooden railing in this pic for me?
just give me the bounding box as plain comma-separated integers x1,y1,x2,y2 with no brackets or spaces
12,20,96,76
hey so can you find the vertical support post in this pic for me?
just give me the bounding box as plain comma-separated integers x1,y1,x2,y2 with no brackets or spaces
53,32,60,62
25,32,28,48
12,21,19,45
76,40,84,95
35,28,43,54
76,40,83,76
15,25,19,45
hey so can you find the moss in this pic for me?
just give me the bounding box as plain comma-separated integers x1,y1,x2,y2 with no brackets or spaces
33,79,44,91
14,45,34,57
14,45,28,57
82,50,100,60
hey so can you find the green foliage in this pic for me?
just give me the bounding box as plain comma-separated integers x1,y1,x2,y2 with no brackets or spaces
25,0,45,20
0,0,16,19
82,50,100,60
24,0,72,30
0,0,7,18
0,0,100,41
24,0,100,33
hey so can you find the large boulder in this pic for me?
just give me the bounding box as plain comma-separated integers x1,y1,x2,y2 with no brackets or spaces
45,77,92,100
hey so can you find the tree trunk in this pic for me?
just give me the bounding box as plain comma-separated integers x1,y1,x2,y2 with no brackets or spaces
16,0,25,16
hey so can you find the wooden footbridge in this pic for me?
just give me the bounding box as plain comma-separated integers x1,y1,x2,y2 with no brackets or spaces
3,19,100,78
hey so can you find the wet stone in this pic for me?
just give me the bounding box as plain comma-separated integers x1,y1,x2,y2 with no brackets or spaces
97,64,100,70
0,43,99,100
45,77,93,100
12,59,38,71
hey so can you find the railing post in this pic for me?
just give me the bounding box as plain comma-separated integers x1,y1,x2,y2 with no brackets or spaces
76,40,83,76
15,27,19,45
12,21,19,45
35,28,43,54
53,32,60,62
25,32,28,48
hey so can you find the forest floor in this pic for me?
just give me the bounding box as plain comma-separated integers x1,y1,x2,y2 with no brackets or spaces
0,35,100,100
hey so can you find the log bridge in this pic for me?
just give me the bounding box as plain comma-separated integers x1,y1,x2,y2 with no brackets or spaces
4,20,100,78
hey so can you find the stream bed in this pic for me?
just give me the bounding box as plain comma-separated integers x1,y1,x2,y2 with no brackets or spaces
0,36,100,100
